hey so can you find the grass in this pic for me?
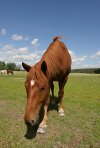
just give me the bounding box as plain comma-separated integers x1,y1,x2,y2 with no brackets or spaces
0,72,100,148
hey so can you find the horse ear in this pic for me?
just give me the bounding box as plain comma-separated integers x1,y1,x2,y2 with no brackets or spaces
22,62,31,72
41,61,47,75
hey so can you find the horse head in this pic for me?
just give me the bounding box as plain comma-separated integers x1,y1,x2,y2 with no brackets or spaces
22,61,49,139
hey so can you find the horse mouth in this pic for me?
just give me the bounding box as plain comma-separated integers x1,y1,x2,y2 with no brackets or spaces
25,123,39,139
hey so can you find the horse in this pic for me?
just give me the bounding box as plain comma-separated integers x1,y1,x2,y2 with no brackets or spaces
0,70,7,74
7,70,13,75
22,36,71,139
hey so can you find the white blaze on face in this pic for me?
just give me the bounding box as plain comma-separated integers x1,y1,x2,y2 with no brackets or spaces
30,80,35,86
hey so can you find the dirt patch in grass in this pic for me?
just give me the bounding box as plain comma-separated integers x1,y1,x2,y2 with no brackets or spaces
0,99,9,106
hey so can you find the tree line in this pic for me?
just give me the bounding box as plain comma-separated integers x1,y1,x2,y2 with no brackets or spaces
0,61,21,71
71,68,100,74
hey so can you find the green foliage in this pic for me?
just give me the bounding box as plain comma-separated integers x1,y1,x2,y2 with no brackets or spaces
0,61,21,71
6,62,16,70
94,68,100,74
71,68,100,74
0,61,6,70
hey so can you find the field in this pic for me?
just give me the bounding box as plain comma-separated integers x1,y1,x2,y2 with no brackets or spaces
0,72,100,148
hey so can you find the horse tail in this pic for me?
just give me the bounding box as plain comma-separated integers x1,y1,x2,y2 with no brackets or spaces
53,36,62,42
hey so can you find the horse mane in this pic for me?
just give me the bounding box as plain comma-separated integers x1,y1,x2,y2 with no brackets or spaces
53,36,62,42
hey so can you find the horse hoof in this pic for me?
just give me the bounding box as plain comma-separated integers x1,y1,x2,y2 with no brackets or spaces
58,112,65,117
37,127,46,134
39,122,47,128
40,124,47,128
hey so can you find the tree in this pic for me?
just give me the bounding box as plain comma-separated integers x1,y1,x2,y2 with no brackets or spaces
6,62,16,70
95,68,100,74
0,61,6,70
14,65,21,71
0,61,21,71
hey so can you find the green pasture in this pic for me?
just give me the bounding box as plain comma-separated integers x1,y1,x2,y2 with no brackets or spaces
0,72,100,148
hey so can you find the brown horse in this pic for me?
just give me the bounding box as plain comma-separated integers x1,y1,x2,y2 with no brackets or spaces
22,36,71,139
7,70,13,75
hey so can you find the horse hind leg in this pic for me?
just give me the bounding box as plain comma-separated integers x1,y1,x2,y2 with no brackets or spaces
58,76,68,116
50,81,55,104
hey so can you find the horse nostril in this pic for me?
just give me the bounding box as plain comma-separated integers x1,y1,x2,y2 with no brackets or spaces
25,120,35,126
31,120,34,125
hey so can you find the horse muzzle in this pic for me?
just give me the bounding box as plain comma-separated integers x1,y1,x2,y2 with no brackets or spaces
24,104,45,139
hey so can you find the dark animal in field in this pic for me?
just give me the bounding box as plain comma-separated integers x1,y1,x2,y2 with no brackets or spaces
7,70,13,75
22,36,71,139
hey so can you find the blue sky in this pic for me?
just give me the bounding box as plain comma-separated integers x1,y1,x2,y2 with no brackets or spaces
0,0,100,69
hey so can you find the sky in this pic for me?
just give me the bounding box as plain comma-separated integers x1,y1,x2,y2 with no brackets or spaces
0,0,100,69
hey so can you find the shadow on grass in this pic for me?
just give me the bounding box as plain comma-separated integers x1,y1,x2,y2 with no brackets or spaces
48,95,59,112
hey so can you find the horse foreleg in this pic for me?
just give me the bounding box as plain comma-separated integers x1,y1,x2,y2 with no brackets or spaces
39,104,48,128
37,97,50,133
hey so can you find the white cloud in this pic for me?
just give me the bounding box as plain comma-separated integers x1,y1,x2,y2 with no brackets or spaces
69,50,87,63
0,28,6,35
0,44,39,65
73,56,87,62
68,50,89,69
5,50,16,56
31,38,39,46
11,34,29,41
17,47,29,54
12,34,24,41
91,50,100,59
2,44,16,51
12,53,37,61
